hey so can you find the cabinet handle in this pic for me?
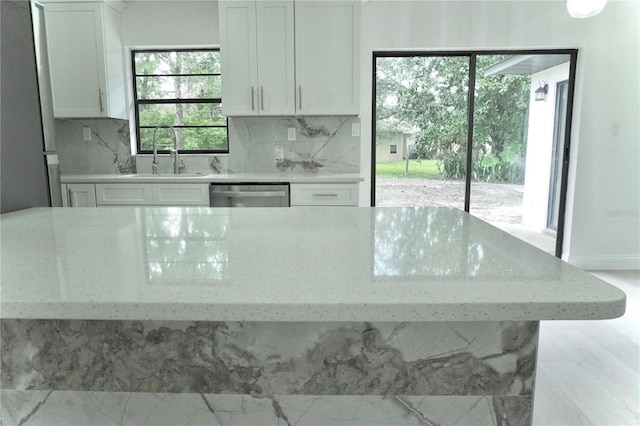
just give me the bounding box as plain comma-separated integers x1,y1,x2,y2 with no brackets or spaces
260,86,264,111
298,86,302,110
251,86,255,111
68,188,73,207
98,89,104,113
312,193,338,197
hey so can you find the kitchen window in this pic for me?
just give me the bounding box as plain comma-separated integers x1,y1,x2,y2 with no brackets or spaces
389,142,398,154
132,49,228,154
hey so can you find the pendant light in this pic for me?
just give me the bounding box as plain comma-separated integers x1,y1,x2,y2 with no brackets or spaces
567,0,608,18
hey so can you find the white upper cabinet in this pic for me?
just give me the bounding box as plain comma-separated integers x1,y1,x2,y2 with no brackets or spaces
42,1,126,119
219,1,259,115
219,1,295,115
256,1,296,114
219,0,359,116
294,1,360,115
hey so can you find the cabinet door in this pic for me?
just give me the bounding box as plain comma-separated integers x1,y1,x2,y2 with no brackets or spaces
294,1,360,115
152,184,210,206
63,183,97,207
219,1,259,116
95,184,153,206
256,1,295,115
44,3,107,118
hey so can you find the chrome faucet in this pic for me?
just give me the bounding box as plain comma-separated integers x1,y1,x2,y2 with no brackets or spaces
171,148,185,174
151,126,185,175
151,135,160,174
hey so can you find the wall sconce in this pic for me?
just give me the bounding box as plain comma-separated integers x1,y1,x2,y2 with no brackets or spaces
567,0,608,18
535,82,548,102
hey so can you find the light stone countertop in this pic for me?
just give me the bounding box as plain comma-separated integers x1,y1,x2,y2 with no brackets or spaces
0,207,626,322
60,173,364,184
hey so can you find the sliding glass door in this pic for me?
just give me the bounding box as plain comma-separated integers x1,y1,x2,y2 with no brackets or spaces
372,50,577,257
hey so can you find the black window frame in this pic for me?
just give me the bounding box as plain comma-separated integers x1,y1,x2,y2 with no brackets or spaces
131,48,229,154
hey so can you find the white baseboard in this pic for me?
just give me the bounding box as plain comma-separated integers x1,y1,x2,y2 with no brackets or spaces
565,254,640,270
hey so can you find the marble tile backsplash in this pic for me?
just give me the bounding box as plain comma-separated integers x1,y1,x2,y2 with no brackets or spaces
55,119,136,174
226,116,360,174
57,117,360,175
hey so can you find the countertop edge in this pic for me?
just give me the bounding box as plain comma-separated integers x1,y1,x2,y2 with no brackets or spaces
60,173,365,184
1,298,626,322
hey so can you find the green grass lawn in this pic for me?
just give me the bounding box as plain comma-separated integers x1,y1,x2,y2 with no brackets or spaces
376,160,442,179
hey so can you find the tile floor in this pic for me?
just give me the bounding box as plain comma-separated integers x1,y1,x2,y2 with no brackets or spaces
533,269,640,425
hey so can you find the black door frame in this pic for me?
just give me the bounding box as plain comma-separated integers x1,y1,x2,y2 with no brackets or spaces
371,49,579,258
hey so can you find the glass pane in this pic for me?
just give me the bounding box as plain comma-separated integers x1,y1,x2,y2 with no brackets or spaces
374,56,468,209
470,54,530,228
136,75,221,99
469,53,570,255
139,127,228,152
179,128,228,151
138,103,226,127
134,50,221,75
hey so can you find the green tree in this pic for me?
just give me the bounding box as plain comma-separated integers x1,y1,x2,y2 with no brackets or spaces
376,55,530,183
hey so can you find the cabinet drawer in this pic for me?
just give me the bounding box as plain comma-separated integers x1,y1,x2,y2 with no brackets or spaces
95,183,153,206
152,184,210,206
290,183,359,206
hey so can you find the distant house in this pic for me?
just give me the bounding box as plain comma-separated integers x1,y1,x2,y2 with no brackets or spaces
376,121,418,162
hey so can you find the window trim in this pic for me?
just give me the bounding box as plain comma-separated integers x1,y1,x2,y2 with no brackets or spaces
131,48,229,154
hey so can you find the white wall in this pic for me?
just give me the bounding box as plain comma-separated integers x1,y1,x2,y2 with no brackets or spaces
120,1,219,47
522,62,570,232
359,0,639,270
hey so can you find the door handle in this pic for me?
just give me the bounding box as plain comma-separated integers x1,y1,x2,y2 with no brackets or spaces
210,191,287,198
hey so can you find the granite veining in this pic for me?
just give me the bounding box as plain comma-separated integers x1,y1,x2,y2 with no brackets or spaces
1,320,537,396
0,207,626,322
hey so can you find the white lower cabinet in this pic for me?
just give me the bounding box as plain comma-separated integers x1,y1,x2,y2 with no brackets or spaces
290,183,359,206
152,184,210,206
65,182,360,207
64,183,210,207
62,183,97,207
96,183,153,206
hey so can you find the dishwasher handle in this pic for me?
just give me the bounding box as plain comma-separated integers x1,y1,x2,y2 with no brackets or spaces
210,190,287,198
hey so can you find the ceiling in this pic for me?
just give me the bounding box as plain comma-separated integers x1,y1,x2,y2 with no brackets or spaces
484,54,571,76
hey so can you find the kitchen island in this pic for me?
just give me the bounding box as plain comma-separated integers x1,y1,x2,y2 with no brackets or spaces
0,207,625,425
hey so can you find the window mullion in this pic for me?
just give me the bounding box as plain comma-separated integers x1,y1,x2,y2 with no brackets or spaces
132,48,228,154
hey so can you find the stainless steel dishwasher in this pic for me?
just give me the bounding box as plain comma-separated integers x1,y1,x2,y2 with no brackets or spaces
209,183,290,207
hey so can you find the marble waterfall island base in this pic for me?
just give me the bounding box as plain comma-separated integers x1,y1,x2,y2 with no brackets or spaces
0,207,626,425
1,320,536,426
